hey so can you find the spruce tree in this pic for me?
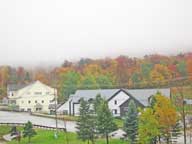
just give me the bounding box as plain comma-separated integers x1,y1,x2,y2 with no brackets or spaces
124,100,138,144
23,121,36,144
96,100,117,144
76,98,95,144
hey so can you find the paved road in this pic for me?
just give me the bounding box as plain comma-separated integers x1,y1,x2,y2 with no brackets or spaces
0,111,77,132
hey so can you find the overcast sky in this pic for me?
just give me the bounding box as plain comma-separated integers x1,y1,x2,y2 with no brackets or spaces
0,0,191,66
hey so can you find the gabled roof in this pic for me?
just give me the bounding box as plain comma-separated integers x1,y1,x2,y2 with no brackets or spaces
124,88,170,106
69,88,171,107
7,84,28,91
71,89,120,103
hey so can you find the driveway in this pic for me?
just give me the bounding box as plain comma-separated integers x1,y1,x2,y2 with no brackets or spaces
0,111,77,132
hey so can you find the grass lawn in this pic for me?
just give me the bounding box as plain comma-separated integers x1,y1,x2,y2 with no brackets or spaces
0,126,10,140
0,126,127,144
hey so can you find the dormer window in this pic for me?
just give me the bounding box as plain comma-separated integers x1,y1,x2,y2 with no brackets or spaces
34,92,42,95
11,93,14,96
114,100,117,105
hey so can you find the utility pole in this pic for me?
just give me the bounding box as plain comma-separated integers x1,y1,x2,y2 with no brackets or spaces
63,116,69,144
54,87,58,135
180,86,187,144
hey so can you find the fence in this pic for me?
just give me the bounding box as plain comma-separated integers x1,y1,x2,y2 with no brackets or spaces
0,122,66,131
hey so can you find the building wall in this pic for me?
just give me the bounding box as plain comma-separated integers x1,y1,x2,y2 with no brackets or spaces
57,99,70,114
8,81,56,113
17,96,54,112
108,91,129,117
73,103,80,116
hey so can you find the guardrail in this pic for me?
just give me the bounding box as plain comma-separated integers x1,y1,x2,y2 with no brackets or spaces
0,122,66,131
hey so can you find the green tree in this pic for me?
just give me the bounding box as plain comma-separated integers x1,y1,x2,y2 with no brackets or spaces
141,63,153,80
23,121,36,144
24,72,31,82
123,100,138,143
96,100,117,144
93,94,103,112
96,75,113,89
176,60,187,76
59,71,80,102
138,108,160,144
76,99,95,144
80,75,99,89
131,73,140,87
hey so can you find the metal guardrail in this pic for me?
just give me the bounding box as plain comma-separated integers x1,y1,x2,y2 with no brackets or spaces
0,122,66,131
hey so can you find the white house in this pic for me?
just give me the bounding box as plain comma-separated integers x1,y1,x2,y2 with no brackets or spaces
57,88,171,117
7,81,57,113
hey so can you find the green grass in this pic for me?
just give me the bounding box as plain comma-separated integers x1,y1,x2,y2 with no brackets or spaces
0,126,127,144
0,126,10,140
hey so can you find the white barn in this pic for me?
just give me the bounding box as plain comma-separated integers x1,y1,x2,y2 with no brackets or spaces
57,88,170,117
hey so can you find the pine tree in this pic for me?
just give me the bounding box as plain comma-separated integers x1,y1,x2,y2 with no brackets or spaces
96,100,117,144
76,98,95,144
23,121,36,144
124,100,138,144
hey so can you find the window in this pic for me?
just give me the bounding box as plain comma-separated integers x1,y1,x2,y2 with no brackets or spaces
46,92,50,95
35,100,37,103
36,108,42,111
114,100,117,105
42,100,44,103
27,108,31,112
21,101,24,104
28,100,31,104
34,92,42,95
11,93,14,96
113,109,117,114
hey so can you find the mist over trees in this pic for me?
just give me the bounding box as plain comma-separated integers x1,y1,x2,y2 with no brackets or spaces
0,52,192,102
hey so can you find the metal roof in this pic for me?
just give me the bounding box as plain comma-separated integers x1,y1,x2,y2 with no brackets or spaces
69,88,170,106
125,88,170,106
71,89,120,103
7,84,28,91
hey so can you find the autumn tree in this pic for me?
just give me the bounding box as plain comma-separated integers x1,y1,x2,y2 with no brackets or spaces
154,92,177,143
34,71,49,84
138,108,160,144
150,64,172,87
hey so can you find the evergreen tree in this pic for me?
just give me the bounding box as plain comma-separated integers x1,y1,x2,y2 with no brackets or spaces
23,121,36,144
96,100,117,144
76,98,95,144
124,100,138,143
93,94,102,113
24,72,31,82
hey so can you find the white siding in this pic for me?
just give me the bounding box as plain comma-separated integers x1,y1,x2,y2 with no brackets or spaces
74,103,80,116
57,100,70,114
8,81,57,113
108,91,129,117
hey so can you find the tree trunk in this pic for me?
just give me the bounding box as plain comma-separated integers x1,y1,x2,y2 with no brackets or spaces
106,133,109,144
28,137,31,144
158,136,161,144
